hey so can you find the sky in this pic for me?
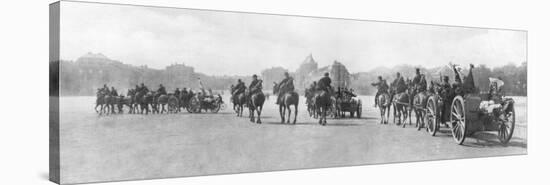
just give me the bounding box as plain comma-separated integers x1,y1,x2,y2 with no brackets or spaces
60,1,527,76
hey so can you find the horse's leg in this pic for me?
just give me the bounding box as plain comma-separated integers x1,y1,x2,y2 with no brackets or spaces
249,105,254,122
279,105,285,123
379,106,385,124
257,105,263,124
286,105,291,124
293,104,298,124
324,106,328,124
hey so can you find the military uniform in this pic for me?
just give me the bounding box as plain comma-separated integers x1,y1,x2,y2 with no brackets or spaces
249,79,262,95
157,86,167,95
372,79,389,107
317,76,331,92
233,81,246,96
110,88,118,96
393,76,407,94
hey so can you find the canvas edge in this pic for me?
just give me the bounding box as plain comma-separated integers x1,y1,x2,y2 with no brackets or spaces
49,1,61,184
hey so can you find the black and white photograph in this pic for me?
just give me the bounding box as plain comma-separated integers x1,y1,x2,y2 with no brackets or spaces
47,0,531,184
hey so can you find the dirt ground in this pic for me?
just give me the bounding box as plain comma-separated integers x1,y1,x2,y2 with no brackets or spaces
57,95,527,184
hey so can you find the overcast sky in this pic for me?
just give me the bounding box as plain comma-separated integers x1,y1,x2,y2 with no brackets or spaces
60,1,527,76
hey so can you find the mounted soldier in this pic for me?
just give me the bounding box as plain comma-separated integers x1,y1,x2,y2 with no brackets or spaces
276,72,295,105
371,76,389,107
317,72,332,94
233,79,246,96
101,84,110,95
139,83,149,94
157,84,166,95
393,72,407,94
110,87,118,96
248,74,263,95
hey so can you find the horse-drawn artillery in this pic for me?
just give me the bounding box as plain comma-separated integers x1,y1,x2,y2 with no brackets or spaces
426,93,515,144
186,94,225,113
334,96,362,118
424,92,515,145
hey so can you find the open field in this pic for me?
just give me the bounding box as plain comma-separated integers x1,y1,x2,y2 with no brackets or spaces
57,95,527,184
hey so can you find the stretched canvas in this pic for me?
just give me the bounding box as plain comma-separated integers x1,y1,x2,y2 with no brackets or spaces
50,1,527,184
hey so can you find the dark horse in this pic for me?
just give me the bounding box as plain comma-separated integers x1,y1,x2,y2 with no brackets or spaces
247,89,265,124
313,90,332,126
136,91,154,114
273,82,299,124
232,92,247,117
392,91,410,127
95,90,108,115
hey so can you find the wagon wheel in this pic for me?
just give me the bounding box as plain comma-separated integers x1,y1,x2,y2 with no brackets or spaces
211,101,222,113
450,96,466,145
356,100,362,118
498,104,515,144
168,98,178,113
186,97,201,113
426,96,438,136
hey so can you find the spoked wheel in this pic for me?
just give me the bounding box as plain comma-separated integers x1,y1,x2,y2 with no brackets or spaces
450,96,466,145
168,99,178,113
186,97,201,113
212,101,222,113
498,104,515,144
426,96,438,136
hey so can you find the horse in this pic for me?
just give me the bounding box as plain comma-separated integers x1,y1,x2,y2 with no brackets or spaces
412,90,429,129
138,92,154,114
178,91,193,113
232,92,247,117
247,89,265,124
392,92,410,127
313,90,332,125
273,82,299,124
154,93,170,114
94,91,108,115
377,92,391,124
304,88,316,117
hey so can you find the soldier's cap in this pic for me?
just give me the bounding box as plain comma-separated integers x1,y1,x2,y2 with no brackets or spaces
443,76,449,80
378,76,382,79
252,74,257,78
416,68,420,72
284,72,290,76
324,72,329,76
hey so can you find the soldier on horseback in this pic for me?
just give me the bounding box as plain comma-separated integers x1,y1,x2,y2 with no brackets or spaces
249,74,263,95
157,84,167,95
412,68,428,94
317,72,332,94
101,84,110,95
139,83,149,94
371,76,389,107
393,72,407,94
276,72,294,105
110,87,118,96
233,79,246,96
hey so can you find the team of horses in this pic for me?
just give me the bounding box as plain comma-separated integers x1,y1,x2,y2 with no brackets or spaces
96,80,432,128
95,90,193,115
377,81,432,129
